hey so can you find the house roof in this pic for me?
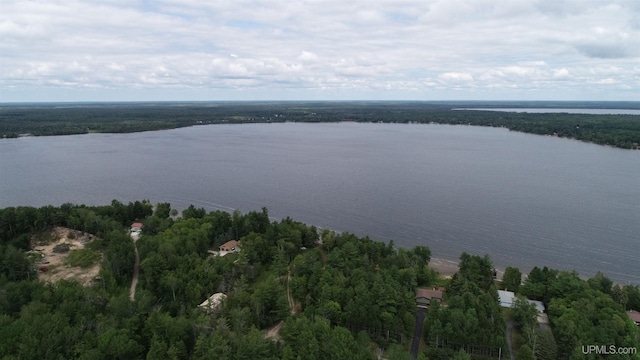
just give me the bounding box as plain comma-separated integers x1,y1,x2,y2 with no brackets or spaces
528,300,545,314
416,288,444,300
628,310,640,323
131,222,143,228
498,290,516,307
219,240,239,249
498,290,546,314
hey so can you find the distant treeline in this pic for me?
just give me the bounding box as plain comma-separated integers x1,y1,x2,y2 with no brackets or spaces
1,101,639,149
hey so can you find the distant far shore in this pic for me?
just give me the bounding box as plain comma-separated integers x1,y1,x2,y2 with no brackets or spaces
1,101,639,149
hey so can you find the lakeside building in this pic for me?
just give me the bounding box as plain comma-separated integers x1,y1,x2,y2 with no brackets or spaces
416,287,444,309
628,310,640,327
498,289,516,308
219,240,240,252
130,222,143,232
498,290,549,325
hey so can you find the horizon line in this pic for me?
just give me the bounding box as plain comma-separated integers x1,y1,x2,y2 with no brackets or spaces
2,99,640,105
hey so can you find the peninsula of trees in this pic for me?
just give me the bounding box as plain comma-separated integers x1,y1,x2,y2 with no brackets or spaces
1,202,639,359
1,101,639,149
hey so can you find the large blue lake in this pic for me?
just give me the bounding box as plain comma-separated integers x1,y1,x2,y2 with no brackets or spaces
1,123,638,284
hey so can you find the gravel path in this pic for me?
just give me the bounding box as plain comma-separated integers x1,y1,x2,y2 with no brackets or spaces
129,232,140,301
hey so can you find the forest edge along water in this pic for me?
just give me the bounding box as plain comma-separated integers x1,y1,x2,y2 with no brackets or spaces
1,110,639,285
2,101,640,149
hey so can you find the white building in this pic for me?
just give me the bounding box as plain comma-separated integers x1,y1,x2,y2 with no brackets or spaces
498,290,549,325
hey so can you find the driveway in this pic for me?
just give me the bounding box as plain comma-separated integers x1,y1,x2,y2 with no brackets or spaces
410,307,427,359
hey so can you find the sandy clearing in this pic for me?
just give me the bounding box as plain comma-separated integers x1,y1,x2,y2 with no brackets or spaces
33,227,102,287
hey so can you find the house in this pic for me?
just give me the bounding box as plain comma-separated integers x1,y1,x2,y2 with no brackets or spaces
529,299,550,325
219,240,240,252
131,222,143,232
199,293,227,312
498,290,549,325
628,310,640,327
498,290,516,308
416,287,444,309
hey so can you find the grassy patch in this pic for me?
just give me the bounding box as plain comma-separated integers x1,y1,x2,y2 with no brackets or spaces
252,266,275,285
222,252,240,263
85,239,103,251
65,248,101,268
502,307,513,320
32,231,60,246
26,252,44,263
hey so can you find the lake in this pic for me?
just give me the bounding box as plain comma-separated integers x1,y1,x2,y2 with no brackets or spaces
1,123,639,284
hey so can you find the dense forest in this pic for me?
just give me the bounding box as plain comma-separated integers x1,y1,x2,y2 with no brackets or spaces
1,101,639,149
1,202,639,359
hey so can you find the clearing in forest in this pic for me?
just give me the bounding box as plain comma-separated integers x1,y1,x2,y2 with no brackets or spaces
30,226,102,286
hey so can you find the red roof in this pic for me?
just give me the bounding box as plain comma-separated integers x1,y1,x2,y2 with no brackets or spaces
131,222,143,228
219,240,239,249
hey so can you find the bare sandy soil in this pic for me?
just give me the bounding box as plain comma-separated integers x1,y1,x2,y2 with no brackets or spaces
32,227,102,287
429,257,505,280
429,257,460,277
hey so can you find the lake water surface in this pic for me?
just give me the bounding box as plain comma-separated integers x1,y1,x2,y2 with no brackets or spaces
1,123,638,283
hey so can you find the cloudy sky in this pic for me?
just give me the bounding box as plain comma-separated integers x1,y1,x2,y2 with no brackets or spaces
1,0,639,102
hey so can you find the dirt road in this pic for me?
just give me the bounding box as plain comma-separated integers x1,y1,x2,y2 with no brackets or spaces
265,269,297,339
129,232,140,301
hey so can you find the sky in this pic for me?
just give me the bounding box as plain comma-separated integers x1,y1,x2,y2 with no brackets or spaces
1,0,639,102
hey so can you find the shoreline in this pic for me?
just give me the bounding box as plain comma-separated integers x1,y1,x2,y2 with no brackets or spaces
428,257,632,286
429,257,505,281
428,257,459,276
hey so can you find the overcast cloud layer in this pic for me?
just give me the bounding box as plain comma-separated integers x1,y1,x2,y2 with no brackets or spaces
1,0,639,101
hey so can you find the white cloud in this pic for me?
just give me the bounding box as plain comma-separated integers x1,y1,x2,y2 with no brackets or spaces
1,0,639,101
439,72,474,82
553,68,570,78
596,78,616,85
298,51,318,62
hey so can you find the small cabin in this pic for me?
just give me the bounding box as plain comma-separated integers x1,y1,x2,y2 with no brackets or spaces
498,290,516,308
628,310,640,327
498,290,549,325
131,222,143,232
416,288,444,309
219,240,240,252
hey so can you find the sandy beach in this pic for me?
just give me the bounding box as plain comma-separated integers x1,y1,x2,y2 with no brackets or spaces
429,257,505,280
428,257,460,276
